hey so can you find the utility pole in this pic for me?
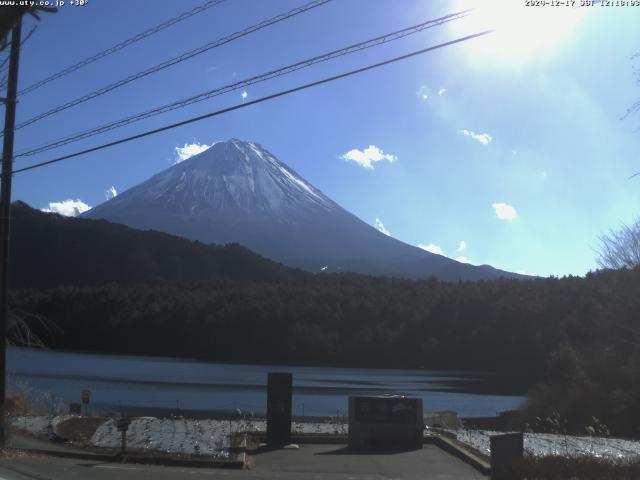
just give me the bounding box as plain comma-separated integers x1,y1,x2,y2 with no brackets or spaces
0,16,22,450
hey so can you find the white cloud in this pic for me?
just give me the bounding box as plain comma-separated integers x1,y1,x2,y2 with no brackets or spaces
418,243,443,255
438,88,447,96
340,145,398,169
175,142,212,163
105,186,117,200
419,242,473,263
41,199,91,217
416,85,429,101
492,202,518,221
375,218,391,236
458,129,492,146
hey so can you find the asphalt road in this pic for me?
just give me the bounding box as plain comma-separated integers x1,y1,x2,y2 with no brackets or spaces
0,444,487,479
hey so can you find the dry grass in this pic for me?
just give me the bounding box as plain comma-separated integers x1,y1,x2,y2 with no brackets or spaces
6,389,35,416
0,448,27,460
6,382,66,416
54,417,107,446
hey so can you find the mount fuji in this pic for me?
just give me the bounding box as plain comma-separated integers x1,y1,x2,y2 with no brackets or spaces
84,139,524,280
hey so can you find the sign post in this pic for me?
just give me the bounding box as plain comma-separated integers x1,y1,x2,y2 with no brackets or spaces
81,389,90,416
266,372,292,446
117,417,131,455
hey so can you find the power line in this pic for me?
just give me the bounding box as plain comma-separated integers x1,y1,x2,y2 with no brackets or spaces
16,24,37,49
15,10,470,159
0,25,38,74
17,0,227,96
0,25,36,89
12,0,334,131
11,30,493,176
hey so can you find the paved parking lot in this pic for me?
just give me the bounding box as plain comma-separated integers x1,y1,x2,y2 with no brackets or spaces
249,443,487,479
0,443,486,480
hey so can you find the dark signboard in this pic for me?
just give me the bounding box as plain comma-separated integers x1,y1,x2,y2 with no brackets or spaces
69,403,81,414
354,396,419,424
348,396,423,451
490,432,524,480
81,389,90,404
266,372,292,445
116,417,132,432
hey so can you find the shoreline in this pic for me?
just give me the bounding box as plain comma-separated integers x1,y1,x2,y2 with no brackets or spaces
7,345,496,375
8,346,531,397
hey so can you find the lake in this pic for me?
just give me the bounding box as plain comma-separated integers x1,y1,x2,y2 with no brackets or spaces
7,347,525,418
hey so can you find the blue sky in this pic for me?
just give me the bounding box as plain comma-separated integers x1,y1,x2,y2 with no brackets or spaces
8,0,640,277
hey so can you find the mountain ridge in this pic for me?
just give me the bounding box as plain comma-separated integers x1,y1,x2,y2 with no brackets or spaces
9,201,305,289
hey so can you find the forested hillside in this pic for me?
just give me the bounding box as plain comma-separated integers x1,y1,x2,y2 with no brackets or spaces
9,202,304,288
11,269,640,393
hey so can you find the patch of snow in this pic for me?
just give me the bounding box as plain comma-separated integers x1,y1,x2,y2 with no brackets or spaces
239,140,333,211
277,165,322,199
248,143,276,166
91,417,349,457
175,171,188,193
293,420,347,436
11,416,348,457
448,429,640,461
91,418,261,458
10,415,55,435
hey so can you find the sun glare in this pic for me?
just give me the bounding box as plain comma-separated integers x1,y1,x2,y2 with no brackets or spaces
451,0,589,65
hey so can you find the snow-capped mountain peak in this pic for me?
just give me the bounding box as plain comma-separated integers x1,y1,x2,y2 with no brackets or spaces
84,138,526,281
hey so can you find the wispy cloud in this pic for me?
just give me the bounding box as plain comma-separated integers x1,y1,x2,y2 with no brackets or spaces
419,242,473,263
105,186,117,200
492,202,518,221
438,88,447,96
175,142,213,163
42,199,91,217
418,243,443,255
458,129,492,146
375,218,391,236
340,145,398,169
416,85,430,101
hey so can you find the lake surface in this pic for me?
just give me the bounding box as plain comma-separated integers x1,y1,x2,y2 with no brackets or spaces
7,347,525,418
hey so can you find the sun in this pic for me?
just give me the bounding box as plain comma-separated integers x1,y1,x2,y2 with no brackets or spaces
450,0,589,65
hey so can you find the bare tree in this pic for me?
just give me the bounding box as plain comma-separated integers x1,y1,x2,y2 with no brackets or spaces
597,219,640,269
624,50,640,119
7,309,59,348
